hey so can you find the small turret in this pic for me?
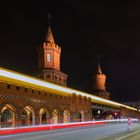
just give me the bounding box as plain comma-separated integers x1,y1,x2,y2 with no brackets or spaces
93,56,106,91
92,56,110,99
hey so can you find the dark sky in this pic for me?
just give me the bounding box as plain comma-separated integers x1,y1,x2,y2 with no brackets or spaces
0,1,140,102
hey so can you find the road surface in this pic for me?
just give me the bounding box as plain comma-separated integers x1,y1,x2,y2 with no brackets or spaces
0,123,140,140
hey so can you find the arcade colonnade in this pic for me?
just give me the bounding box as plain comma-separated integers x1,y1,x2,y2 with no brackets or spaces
0,104,85,128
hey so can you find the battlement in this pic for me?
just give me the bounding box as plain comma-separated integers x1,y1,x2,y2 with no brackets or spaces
93,73,106,78
43,42,61,52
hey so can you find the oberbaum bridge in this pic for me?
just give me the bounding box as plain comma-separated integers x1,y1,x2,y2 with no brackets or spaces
0,19,140,128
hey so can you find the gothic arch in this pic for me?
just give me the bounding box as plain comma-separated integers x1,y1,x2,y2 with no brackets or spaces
0,102,19,114
63,109,71,123
22,105,36,126
39,107,50,124
0,103,17,128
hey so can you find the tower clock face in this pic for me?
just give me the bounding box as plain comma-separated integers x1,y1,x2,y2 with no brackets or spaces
47,53,51,62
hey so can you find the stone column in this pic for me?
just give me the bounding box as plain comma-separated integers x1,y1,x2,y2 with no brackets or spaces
26,115,30,126
49,112,53,124
16,112,22,127
35,114,40,125
59,112,63,123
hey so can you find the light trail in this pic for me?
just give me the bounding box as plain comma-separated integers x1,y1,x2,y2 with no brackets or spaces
0,119,138,135
0,67,139,111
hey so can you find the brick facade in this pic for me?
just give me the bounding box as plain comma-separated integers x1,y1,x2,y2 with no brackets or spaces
0,82,92,127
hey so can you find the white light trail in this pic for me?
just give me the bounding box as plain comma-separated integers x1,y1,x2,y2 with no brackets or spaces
0,68,139,111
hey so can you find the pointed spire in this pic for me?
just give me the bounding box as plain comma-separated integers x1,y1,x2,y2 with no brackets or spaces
97,56,102,74
45,13,55,43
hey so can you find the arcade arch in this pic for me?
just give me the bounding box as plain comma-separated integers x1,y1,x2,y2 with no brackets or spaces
39,107,49,124
22,106,35,126
63,109,70,123
0,104,16,128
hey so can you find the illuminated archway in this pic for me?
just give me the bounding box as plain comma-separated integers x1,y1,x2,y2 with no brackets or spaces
39,107,49,124
52,109,59,124
0,104,16,128
22,106,35,126
63,110,70,123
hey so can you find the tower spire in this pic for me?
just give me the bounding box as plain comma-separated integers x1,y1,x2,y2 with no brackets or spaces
45,13,55,43
97,56,102,74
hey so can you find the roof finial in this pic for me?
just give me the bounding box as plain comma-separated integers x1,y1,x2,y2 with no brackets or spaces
48,13,51,26
45,13,55,43
97,55,102,74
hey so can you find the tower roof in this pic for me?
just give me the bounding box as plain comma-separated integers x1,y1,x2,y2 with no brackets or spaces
45,26,55,43
97,63,102,74
97,56,102,74
45,13,55,43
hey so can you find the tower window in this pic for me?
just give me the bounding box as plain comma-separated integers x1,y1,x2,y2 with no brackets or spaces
47,53,51,62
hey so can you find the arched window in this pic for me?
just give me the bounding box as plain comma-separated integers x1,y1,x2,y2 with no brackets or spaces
47,53,51,62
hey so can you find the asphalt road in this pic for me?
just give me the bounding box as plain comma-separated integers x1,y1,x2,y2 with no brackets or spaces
0,123,140,140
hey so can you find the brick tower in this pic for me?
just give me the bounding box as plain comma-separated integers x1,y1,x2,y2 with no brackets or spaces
33,15,68,86
92,57,110,99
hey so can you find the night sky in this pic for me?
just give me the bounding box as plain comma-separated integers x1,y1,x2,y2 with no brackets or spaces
0,1,140,102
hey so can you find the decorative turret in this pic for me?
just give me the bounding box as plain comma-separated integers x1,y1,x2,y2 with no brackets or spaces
93,57,106,91
92,56,110,99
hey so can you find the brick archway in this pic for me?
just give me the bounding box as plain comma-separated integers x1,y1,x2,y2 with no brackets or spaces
39,107,50,124
0,103,17,128
22,106,36,126
63,109,71,123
